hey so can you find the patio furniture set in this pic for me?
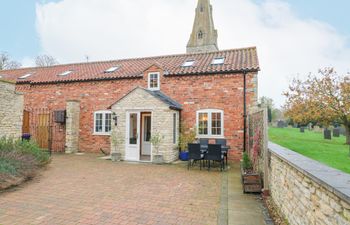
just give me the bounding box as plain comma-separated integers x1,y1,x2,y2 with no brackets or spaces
187,139,231,171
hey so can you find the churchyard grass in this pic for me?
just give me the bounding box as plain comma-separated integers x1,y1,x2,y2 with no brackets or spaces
269,127,350,174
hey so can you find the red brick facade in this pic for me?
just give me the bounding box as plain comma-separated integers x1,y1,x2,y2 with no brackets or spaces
16,65,257,160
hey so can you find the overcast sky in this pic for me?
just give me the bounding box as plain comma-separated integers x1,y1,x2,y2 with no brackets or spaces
1,0,350,107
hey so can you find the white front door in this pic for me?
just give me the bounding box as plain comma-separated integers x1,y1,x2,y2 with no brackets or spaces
125,112,140,161
141,114,152,156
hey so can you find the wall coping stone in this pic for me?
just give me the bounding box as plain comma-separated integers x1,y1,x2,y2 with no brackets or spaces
0,79,16,84
269,142,350,204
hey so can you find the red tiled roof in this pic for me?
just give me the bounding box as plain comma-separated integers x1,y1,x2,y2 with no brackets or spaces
0,47,259,85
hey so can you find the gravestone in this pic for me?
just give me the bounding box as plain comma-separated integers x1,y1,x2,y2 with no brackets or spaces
324,129,332,140
333,128,340,137
277,120,285,128
340,127,346,136
313,126,322,133
300,127,305,133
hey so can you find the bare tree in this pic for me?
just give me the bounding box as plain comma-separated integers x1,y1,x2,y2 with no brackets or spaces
0,52,22,70
35,55,59,67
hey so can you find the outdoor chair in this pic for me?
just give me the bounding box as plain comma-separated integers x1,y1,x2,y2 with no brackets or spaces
215,139,228,166
199,138,209,152
205,144,225,171
188,143,204,170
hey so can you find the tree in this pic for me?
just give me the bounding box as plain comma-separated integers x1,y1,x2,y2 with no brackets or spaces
284,68,350,144
0,52,21,70
35,55,58,67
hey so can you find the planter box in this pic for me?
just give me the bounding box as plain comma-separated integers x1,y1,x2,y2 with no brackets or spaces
240,162,262,193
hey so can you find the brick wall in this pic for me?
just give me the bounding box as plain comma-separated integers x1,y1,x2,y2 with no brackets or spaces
16,68,257,159
0,80,24,138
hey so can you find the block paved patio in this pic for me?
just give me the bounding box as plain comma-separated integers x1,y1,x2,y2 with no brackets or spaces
0,154,268,225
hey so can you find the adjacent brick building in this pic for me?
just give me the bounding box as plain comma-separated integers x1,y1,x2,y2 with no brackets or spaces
0,0,260,162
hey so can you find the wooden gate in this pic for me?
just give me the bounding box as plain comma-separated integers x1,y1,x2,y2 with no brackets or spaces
24,108,66,153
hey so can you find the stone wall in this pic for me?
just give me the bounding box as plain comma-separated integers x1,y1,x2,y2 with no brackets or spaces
269,142,350,225
0,80,23,138
111,88,179,163
65,100,80,153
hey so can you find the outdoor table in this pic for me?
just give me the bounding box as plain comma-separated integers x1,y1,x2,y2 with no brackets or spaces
200,145,231,168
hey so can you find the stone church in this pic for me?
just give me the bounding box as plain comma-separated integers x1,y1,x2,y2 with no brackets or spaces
1,0,260,163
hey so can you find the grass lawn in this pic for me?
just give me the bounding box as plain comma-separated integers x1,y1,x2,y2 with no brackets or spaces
269,127,350,174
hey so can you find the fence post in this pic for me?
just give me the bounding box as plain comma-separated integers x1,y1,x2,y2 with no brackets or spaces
262,107,269,195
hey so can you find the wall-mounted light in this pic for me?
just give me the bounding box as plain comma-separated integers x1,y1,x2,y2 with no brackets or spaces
112,113,118,126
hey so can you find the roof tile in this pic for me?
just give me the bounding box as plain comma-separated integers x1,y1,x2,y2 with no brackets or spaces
0,47,259,84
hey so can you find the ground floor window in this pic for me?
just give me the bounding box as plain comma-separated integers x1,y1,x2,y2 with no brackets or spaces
196,109,224,137
94,111,112,135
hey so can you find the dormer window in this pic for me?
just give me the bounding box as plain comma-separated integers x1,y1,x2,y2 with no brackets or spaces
58,70,73,76
182,60,195,67
211,57,225,65
148,72,160,91
19,73,33,79
104,66,119,73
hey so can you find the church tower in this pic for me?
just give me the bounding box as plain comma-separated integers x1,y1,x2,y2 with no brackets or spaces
186,0,219,54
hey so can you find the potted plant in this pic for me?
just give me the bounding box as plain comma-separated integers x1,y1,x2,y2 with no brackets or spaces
241,152,262,193
178,125,196,161
150,132,164,164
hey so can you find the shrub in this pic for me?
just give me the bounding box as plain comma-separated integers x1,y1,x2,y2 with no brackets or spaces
242,152,253,170
179,124,197,151
0,137,50,190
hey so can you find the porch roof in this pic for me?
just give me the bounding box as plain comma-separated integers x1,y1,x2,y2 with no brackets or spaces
109,87,182,110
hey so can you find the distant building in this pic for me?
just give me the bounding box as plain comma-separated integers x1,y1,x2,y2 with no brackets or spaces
187,0,219,53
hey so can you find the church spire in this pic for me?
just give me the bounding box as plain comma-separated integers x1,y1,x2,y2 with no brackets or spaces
186,0,219,54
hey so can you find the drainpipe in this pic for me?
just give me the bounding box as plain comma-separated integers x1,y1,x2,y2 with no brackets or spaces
243,70,247,153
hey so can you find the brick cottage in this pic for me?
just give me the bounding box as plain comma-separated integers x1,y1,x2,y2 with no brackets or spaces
1,0,260,162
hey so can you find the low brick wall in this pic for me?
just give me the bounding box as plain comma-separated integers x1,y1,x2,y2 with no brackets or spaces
269,142,350,225
0,80,23,138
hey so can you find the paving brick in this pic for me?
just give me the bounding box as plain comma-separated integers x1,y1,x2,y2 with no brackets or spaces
0,154,221,225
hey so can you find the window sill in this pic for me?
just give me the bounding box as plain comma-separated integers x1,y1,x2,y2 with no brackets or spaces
196,135,225,139
93,133,111,136
148,88,160,91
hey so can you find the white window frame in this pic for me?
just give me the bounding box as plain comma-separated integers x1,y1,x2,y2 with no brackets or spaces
182,60,195,67
148,72,160,91
19,73,33,79
93,110,112,135
211,57,225,65
196,109,224,138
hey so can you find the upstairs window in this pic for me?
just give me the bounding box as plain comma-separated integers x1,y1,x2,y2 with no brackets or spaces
104,66,119,73
148,72,160,91
182,60,195,67
211,57,225,65
58,70,73,76
19,73,33,79
196,109,224,137
94,111,112,135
